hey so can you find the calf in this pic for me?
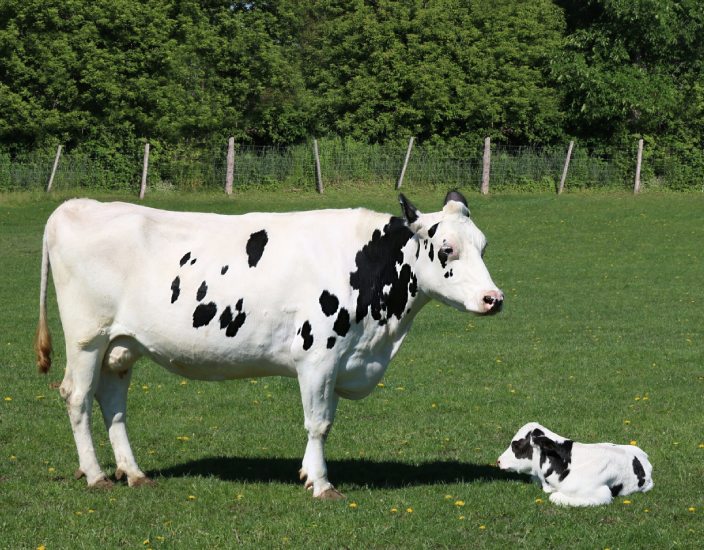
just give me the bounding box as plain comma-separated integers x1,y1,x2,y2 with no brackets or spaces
497,423,653,506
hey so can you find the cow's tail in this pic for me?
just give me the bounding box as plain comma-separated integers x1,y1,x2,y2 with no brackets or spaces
33,228,52,374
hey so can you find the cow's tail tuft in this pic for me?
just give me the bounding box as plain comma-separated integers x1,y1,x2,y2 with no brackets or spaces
33,229,52,374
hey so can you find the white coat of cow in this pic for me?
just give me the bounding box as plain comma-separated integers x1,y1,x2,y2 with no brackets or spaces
34,191,503,498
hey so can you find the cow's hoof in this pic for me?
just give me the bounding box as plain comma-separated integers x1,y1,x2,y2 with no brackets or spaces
129,476,158,487
299,468,307,481
304,479,313,490
74,469,85,480
115,468,125,481
91,478,115,489
316,488,345,501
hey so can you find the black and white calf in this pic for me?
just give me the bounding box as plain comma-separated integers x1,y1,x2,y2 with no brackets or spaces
497,423,653,506
34,191,503,499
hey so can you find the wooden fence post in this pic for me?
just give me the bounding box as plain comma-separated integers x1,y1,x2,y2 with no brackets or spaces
225,137,234,195
314,139,323,194
46,145,62,192
139,143,150,199
396,136,414,190
634,139,643,193
558,140,574,195
481,137,491,195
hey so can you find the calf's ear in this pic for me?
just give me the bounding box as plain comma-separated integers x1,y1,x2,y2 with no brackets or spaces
443,190,468,208
532,435,556,452
398,194,420,224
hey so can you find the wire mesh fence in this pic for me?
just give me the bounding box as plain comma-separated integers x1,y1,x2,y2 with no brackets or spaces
1,140,703,193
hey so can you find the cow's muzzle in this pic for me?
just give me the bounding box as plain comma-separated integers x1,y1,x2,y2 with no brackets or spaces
481,291,503,315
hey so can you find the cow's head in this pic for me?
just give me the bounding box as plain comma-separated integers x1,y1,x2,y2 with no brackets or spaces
497,422,545,473
399,191,503,315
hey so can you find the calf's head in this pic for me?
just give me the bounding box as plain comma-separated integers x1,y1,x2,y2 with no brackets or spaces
399,191,503,315
497,422,546,473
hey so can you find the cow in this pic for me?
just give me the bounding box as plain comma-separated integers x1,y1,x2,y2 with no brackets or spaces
33,191,503,499
497,423,654,506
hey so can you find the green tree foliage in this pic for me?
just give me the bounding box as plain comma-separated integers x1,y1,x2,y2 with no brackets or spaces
301,0,566,145
551,0,704,147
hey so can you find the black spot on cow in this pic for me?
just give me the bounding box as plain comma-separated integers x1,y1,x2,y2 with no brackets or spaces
221,265,229,275
444,269,454,279
349,217,416,325
444,190,468,208
511,433,534,460
236,298,243,311
424,239,428,249
326,337,336,349
300,321,314,350
319,291,339,317
171,276,181,303
219,304,246,338
196,281,208,301
190,258,197,265
409,273,418,297
415,241,420,259
333,308,351,337
428,243,434,262
536,436,573,482
632,457,646,487
428,223,439,238
180,252,191,267
193,302,217,328
610,483,624,497
246,230,268,268
438,247,449,268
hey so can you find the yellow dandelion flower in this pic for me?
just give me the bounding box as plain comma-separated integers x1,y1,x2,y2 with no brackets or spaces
183,437,188,441
459,516,465,520
48,468,54,471
431,404,436,407
76,511,81,515
38,546,46,550
397,387,404,390
625,420,630,424
535,499,542,503
110,498,116,501
237,494,244,499
690,507,695,512
673,442,678,445
445,495,452,499
645,509,649,513
5,398,11,401
150,451,155,454
88,510,94,514
630,441,637,445
391,508,397,512
455,501,464,506
180,381,186,385
143,540,149,545
250,380,257,384
36,395,45,399
349,503,357,508
407,508,413,513
378,383,383,387
623,500,631,504
10,456,15,459
165,521,171,525
480,526,486,530
189,495,195,499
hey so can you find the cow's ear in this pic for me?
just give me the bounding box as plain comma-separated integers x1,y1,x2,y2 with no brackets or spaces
532,435,555,451
444,190,468,208
398,194,420,224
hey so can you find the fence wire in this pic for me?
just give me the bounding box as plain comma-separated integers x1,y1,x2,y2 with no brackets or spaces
1,142,702,193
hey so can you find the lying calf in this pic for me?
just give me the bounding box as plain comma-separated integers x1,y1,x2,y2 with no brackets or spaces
497,422,653,506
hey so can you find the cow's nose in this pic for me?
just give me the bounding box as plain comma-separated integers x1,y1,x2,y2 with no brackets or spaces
483,291,503,314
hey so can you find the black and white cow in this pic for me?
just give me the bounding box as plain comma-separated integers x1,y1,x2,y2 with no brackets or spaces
34,191,503,499
497,423,654,506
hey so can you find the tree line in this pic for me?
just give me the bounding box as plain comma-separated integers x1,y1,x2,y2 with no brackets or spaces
1,0,702,154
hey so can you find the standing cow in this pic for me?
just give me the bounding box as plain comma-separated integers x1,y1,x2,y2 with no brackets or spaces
34,191,503,499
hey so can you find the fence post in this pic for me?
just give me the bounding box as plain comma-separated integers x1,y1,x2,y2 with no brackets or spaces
139,143,150,199
396,136,414,190
46,145,62,192
558,141,574,195
225,137,234,195
634,139,643,193
314,139,323,194
481,137,491,195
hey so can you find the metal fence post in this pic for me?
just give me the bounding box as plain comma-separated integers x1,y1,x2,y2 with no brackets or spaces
46,145,62,192
558,141,574,195
396,137,414,190
314,139,323,194
139,143,150,199
481,138,491,194
225,137,234,195
634,139,643,193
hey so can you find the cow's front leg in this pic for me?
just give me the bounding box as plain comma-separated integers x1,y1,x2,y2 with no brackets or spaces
297,361,344,500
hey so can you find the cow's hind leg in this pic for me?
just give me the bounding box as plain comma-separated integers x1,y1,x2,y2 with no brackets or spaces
60,345,113,488
96,337,157,487
297,361,343,500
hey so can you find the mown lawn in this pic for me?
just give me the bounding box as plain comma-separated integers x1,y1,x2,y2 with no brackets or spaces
1,188,702,549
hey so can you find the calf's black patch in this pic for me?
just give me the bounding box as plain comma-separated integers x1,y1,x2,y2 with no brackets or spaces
511,433,534,460
193,302,217,328
428,243,434,262
221,265,228,275
632,457,646,487
219,303,246,338
428,223,439,238
349,217,416,325
610,483,623,497
327,337,336,349
438,247,449,269
190,258,197,265
333,308,351,337
246,230,268,268
536,436,573,482
196,281,208,301
180,252,191,267
171,276,181,303
300,321,314,350
319,291,339,317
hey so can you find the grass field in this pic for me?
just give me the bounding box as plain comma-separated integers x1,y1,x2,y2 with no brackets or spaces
1,187,702,549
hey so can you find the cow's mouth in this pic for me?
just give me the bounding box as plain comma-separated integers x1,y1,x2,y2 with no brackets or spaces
481,294,503,315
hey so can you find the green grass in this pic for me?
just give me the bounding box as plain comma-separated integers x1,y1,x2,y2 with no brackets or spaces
1,188,703,549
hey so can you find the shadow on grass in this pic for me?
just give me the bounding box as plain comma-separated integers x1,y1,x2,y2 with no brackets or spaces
149,456,529,489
